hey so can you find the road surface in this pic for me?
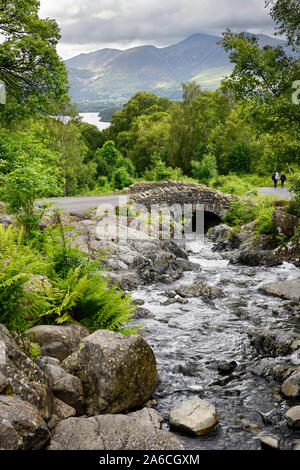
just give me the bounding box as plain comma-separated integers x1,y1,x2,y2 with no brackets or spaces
257,187,293,200
44,194,130,212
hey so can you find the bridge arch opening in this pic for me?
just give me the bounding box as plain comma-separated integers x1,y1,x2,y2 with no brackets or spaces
204,211,222,233
191,210,222,234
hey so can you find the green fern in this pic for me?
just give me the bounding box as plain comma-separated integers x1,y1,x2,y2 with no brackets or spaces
0,224,137,335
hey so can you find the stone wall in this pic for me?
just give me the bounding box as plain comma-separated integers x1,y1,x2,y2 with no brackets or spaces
124,180,236,218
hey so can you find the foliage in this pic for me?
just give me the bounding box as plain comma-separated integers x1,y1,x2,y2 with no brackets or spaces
211,174,253,195
168,87,232,174
0,225,48,331
43,107,97,196
0,156,62,233
224,196,275,227
112,167,134,190
219,30,300,169
95,140,136,189
266,0,300,51
255,206,276,235
79,122,106,162
0,223,136,334
144,154,183,181
0,0,68,123
191,153,217,185
287,174,300,217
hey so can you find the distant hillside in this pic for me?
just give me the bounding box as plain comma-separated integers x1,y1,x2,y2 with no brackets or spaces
65,32,295,108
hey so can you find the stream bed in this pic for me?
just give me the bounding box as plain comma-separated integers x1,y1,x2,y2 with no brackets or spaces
131,237,300,450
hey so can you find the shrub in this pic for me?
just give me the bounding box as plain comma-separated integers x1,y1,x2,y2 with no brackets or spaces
224,196,275,228
112,167,134,190
223,200,257,227
287,175,300,218
211,174,253,195
0,157,62,233
255,207,276,235
191,153,217,185
144,154,183,181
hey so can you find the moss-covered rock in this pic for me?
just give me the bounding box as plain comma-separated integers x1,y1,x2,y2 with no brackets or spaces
62,329,158,416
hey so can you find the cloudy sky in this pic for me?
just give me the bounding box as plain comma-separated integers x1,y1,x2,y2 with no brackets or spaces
39,0,277,60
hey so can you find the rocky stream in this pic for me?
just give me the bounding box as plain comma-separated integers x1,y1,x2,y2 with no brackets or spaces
129,235,300,450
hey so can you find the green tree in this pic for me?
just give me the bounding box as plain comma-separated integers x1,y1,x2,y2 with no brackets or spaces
0,0,68,122
108,92,171,153
266,0,300,50
79,122,106,163
220,30,300,168
169,87,232,174
43,105,97,195
125,112,171,174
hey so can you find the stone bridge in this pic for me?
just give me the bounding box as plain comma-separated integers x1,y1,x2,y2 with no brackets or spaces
124,180,236,222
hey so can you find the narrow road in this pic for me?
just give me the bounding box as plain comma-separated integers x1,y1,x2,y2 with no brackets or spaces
257,187,293,200
44,194,130,212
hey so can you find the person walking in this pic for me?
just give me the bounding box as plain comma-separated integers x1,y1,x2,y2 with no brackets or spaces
272,171,279,188
280,173,287,188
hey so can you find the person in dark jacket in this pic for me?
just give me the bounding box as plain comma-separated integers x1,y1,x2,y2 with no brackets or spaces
272,171,279,188
280,173,287,188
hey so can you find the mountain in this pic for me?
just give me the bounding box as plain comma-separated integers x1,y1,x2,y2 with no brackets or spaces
65,32,295,107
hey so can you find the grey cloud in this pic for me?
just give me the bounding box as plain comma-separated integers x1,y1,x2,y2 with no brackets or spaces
40,0,276,57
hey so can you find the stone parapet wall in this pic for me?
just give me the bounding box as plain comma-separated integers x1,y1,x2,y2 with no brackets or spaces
124,180,236,218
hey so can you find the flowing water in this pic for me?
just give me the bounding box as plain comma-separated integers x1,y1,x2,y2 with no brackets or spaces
131,237,300,450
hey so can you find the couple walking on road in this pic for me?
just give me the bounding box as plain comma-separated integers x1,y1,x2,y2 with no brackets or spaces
272,171,287,189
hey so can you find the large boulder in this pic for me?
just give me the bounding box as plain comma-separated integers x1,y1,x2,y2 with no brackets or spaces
132,251,194,285
25,323,90,361
259,278,300,302
281,371,300,398
0,324,53,420
62,330,158,416
286,406,300,430
0,396,50,450
272,210,298,239
47,414,184,450
169,396,218,436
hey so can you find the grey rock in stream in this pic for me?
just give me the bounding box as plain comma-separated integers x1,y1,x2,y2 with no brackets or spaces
249,330,300,357
281,371,300,398
47,413,184,450
174,281,223,300
259,278,300,302
286,406,300,429
234,250,282,267
169,396,218,436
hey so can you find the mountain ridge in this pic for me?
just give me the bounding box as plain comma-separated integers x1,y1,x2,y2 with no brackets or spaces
65,32,295,106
